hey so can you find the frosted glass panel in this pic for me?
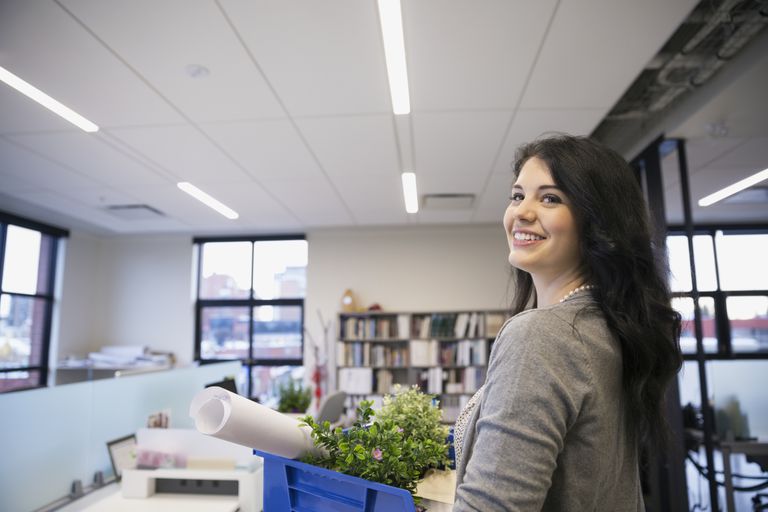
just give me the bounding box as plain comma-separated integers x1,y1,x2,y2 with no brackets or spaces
0,361,240,512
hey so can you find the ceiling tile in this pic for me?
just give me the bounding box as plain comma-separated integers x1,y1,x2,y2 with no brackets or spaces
109,125,251,182
220,0,391,116
405,0,558,110
60,0,286,122
7,131,166,186
0,0,183,128
708,137,768,170
295,115,400,180
262,178,354,227
413,110,512,193
0,137,100,190
201,119,321,181
492,108,605,173
331,175,407,225
521,0,698,109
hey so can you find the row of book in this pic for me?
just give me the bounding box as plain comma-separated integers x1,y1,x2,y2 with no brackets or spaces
338,339,490,368
440,339,489,366
340,314,410,340
417,367,487,395
337,342,409,367
341,311,509,341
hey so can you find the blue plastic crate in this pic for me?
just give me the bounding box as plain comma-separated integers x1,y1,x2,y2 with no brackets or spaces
254,449,416,512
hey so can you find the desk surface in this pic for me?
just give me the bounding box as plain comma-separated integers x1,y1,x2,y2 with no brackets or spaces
80,490,239,512
54,483,241,512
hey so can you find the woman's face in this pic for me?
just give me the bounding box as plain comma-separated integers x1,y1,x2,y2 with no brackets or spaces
502,156,581,282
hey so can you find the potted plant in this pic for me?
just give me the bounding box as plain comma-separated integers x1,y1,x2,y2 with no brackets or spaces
277,380,312,413
300,385,450,508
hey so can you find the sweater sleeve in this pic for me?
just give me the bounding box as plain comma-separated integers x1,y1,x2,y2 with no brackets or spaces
453,310,593,511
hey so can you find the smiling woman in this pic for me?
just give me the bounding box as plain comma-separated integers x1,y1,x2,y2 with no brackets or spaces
503,156,582,306
453,134,683,511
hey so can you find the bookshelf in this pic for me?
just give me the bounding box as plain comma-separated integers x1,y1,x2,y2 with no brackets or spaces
337,309,508,423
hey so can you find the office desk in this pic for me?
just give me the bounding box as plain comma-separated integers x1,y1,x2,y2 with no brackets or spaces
720,440,768,512
53,483,240,512
81,490,239,512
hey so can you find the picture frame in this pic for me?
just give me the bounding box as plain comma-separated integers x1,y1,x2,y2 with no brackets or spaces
106,434,137,480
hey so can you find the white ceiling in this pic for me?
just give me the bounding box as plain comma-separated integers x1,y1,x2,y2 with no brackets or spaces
5,0,762,237
664,40,768,226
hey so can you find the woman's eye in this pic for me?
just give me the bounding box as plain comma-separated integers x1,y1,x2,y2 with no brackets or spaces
510,192,524,202
542,194,562,204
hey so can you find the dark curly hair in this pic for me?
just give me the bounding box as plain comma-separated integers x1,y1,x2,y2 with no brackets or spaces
510,134,682,446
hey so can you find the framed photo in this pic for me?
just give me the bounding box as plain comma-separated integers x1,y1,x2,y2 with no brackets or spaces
106,434,137,480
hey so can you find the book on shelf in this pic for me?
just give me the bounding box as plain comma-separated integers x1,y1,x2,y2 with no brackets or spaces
338,309,507,413
339,367,373,394
409,339,439,366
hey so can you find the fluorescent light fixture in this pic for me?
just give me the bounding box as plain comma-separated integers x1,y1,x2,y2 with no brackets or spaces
377,0,411,115
0,65,99,133
401,172,419,213
698,168,768,207
177,182,239,220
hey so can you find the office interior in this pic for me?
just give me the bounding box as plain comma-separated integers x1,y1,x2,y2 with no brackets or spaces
0,1,766,511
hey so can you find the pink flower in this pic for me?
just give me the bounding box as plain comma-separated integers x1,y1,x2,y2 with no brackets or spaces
371,448,383,461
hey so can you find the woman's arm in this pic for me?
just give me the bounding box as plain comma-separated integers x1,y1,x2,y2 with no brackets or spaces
453,312,592,511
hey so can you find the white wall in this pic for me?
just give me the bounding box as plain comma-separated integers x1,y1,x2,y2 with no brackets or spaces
55,225,512,378
56,232,106,358
57,233,196,365
304,224,512,390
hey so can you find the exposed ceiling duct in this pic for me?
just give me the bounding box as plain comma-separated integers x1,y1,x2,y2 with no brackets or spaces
593,0,768,150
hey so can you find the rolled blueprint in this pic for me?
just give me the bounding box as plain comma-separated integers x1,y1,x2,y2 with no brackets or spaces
189,386,319,459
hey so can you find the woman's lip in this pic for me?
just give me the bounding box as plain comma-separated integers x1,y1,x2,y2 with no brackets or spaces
512,238,545,247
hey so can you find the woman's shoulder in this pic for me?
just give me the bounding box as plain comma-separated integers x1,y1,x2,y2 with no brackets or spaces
495,299,608,359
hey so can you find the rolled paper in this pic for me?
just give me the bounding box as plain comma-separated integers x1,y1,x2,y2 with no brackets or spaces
189,386,320,459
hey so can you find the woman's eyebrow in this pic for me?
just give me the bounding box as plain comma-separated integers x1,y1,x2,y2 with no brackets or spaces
511,184,562,191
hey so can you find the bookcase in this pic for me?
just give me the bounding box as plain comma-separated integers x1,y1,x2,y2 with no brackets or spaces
336,309,508,423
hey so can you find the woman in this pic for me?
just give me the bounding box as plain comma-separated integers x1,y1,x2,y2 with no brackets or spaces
452,135,682,511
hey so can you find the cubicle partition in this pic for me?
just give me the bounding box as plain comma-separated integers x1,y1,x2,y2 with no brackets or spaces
0,361,241,512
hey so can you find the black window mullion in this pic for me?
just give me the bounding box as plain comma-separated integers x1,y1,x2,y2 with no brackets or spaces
248,242,255,397
250,358,303,366
0,223,6,288
194,236,307,402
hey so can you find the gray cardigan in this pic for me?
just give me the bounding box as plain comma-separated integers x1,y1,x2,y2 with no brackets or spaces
453,294,644,511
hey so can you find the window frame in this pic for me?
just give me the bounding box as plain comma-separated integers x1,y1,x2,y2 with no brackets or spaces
667,225,768,360
0,210,67,393
192,234,307,398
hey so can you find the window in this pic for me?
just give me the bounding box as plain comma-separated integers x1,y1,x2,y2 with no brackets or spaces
0,211,67,393
194,236,308,407
667,229,768,355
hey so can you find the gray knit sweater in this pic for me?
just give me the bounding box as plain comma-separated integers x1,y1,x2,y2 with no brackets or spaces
453,293,643,511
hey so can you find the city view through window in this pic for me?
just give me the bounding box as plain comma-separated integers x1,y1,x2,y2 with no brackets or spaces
195,238,308,405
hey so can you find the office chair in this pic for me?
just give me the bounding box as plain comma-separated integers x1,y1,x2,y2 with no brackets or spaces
315,390,348,425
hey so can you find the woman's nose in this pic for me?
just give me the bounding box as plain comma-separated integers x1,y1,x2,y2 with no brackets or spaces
513,198,536,222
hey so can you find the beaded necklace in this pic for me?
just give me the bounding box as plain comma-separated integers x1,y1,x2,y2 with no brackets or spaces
558,284,595,303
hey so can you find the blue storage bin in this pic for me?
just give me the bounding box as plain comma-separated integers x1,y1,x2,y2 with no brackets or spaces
253,427,455,511
254,449,416,512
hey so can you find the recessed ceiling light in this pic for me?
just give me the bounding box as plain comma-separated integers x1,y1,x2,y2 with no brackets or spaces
377,0,411,115
177,182,239,220
698,167,768,207
0,65,99,133
401,172,418,213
